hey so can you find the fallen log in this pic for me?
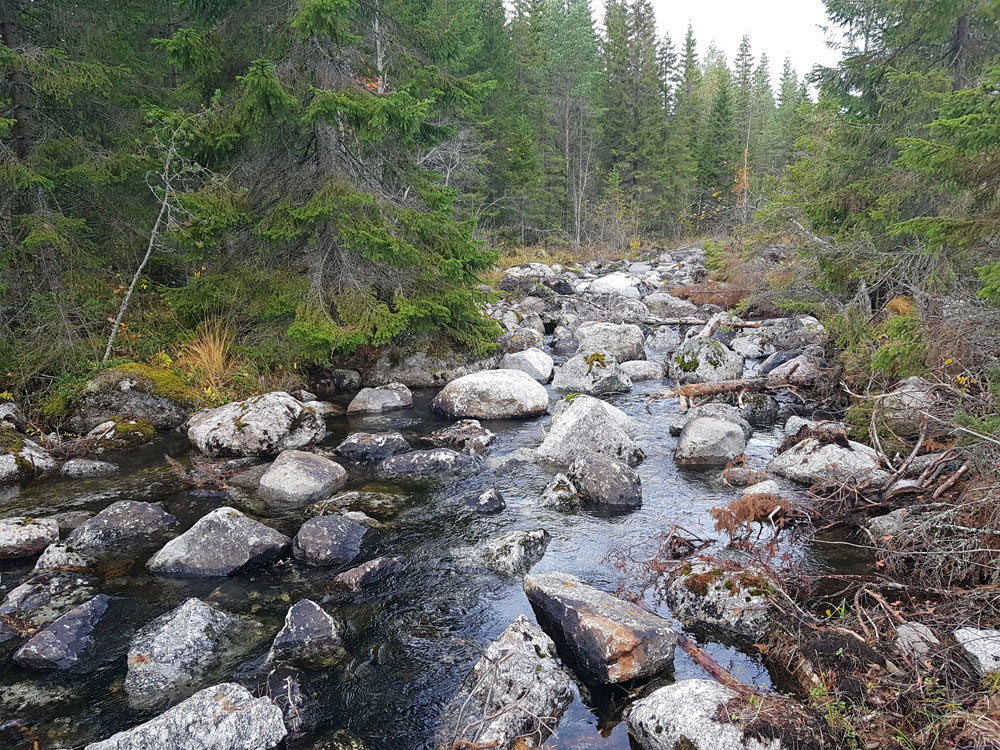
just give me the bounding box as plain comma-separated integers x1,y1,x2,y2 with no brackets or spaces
646,374,801,412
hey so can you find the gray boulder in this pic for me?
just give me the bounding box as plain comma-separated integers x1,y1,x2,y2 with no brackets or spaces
0,430,58,483
0,571,95,644
434,615,574,750
895,622,940,662
589,271,640,298
540,473,579,510
549,325,579,354
769,438,890,487
293,515,366,566
269,599,344,666
500,349,554,383
645,292,699,318
667,338,744,384
347,382,413,413
881,376,953,435
13,594,111,670
333,556,404,592
430,369,549,419
759,349,801,376
524,571,676,683
666,561,775,639
0,517,59,558
125,598,261,709
729,333,777,359
552,353,632,395
537,395,643,467
477,529,550,575
70,366,196,432
428,419,496,454
147,507,291,577
258,450,347,504
567,453,642,509
375,448,477,482
332,431,410,462
674,418,747,469
188,391,326,457
60,458,119,478
84,683,286,750
668,403,753,441
954,627,1000,676
576,322,646,362
645,326,682,354
620,360,665,381
766,354,824,385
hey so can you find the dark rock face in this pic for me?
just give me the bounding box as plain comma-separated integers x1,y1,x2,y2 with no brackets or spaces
333,557,404,592
13,594,111,670
758,348,801,376
462,488,505,514
0,517,59,559
434,615,574,750
292,515,366,567
84,682,287,750
147,507,291,577
567,453,642,510
428,419,496,455
269,599,345,666
375,449,477,483
0,571,95,644
524,571,676,683
60,458,119,478
267,666,322,740
332,432,411,462
63,500,177,554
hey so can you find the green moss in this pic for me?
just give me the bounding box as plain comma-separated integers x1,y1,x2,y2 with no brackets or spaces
101,417,156,448
0,427,30,473
114,363,197,404
682,568,723,597
584,352,607,374
674,352,700,373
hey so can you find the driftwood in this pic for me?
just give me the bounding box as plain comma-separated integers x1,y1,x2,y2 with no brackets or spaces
676,634,746,691
647,374,802,412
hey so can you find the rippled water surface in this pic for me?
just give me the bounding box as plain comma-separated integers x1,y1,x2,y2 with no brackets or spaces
0,375,805,749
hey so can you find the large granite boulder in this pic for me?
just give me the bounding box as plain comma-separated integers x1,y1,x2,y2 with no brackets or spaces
13,594,111,670
537,395,644,467
524,571,676,683
70,364,197,432
430,370,549,420
258,450,347,504
567,453,642,510
576,322,646,362
375,449,477,482
666,561,776,639
0,517,59,558
674,418,747,469
187,392,326,457
434,615,574,750
269,599,345,666
147,507,291,577
84,683,286,750
552,353,632,395
292,515,366,567
500,349,554,384
667,337,744,384
645,292,700,319
590,272,640,298
347,382,413,413
769,438,890,487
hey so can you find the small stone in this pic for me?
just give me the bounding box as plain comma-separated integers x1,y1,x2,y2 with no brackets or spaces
462,488,505,514
896,622,940,662
258,450,347,504
954,626,1000,676
269,599,345,666
539,473,579,509
478,529,550,575
552,353,632,396
333,557,404,592
620,360,665,381
347,383,413,413
292,515,366,567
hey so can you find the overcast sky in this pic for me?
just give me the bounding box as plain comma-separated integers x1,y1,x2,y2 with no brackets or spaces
652,0,842,84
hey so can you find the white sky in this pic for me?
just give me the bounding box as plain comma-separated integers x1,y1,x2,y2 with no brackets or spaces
652,0,842,85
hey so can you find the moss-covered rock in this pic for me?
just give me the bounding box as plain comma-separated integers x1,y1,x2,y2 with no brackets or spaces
86,417,157,452
0,425,58,484
70,364,199,432
667,337,744,384
666,559,776,639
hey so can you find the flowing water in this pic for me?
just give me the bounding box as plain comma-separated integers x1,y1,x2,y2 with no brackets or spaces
0,373,833,750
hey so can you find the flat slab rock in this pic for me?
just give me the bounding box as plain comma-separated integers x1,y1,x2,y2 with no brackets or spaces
434,615,574,750
0,571,95,644
524,571,676,683
430,369,549,419
0,517,59,558
147,507,291,577
14,594,111,670
258,450,347,504
84,682,286,750
375,448,477,482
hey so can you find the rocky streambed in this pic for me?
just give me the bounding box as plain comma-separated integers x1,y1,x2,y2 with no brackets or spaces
0,245,930,750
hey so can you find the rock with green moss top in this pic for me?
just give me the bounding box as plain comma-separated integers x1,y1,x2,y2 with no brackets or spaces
552,353,632,395
85,417,156,451
71,364,198,431
0,427,58,484
667,337,744,384
666,560,776,639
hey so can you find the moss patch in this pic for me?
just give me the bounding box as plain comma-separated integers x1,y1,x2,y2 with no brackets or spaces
683,568,724,597
89,363,198,405
584,352,607,374
0,427,30,473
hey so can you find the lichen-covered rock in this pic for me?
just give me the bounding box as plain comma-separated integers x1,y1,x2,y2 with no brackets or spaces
84,683,286,750
0,428,58,483
125,598,261,709
428,419,496,454
375,448,477,483
70,364,197,432
258,450,347,504
500,349,554,384
347,382,413,413
552,353,632,395
953,627,1000,676
333,556,404,592
576,322,646,362
757,316,826,350
567,453,642,509
620,360,665,381
14,594,111,670
674,418,747,469
895,622,940,662
292,515,366,566
434,615,574,750
478,529,550,575
462,488,505,514
188,392,326,457
742,480,782,498
0,517,59,558
666,561,776,639
539,473,579,509
769,438,890,487
537,394,644,467
269,599,344,666
880,376,953,435
332,431,410,462
60,458,119,478
524,571,676,683
0,571,95,645
645,292,700,318
430,369,549,420
147,507,291,577
667,338,744,384
85,418,156,451
312,490,409,519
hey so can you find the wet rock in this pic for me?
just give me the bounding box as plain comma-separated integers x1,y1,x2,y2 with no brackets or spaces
953,626,1000,676
666,561,775,639
428,419,496,455
60,458,119,478
620,360,665,381
430,369,549,420
576,322,646,362
375,448,477,482
759,348,801,376
645,292,699,318
645,326,682,354
0,517,59,558
48,510,94,532
125,598,260,709
41,501,178,568
269,599,344,666
188,391,326,457
333,431,410,462
0,429,58,483
524,571,676,683
674,418,747,469
590,271,640,298
729,333,776,359
292,515,366,566
315,489,409,519
434,615,574,750
567,453,642,509
895,622,940,662
498,327,544,353
70,365,196,432
739,393,780,427
32,543,90,573
462,488,505,514
667,338,744,384
266,666,319,740
347,382,413,414
500,349,554,383
769,438,890,487
540,473,579,509
552,353,632,395
478,529,550,575
258,450,347,504
538,394,644,467
147,506,291,577
0,571,95,644
668,403,753,441
881,376,953,435
333,556,404,591
766,354,824,385
549,325,579,354
742,480,782,497
14,594,110,670
85,682,286,750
